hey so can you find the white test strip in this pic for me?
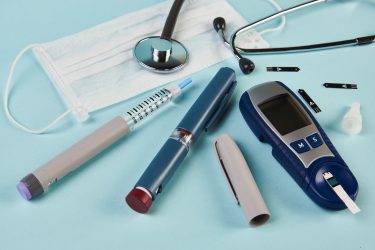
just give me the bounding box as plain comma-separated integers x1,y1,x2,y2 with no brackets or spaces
322,172,360,214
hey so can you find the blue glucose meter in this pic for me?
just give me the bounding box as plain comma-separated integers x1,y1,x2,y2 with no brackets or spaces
239,81,359,211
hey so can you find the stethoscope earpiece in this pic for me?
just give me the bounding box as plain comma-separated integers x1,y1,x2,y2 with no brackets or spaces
213,17,226,32
214,17,255,75
239,58,255,75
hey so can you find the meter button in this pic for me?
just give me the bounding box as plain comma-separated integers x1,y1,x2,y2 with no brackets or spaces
306,133,323,148
290,139,310,154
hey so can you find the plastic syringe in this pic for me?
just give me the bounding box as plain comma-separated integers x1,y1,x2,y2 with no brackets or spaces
17,78,192,200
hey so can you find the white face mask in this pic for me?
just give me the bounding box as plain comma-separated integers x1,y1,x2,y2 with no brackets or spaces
4,0,270,134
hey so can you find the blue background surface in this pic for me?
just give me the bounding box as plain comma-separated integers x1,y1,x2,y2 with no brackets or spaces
1,0,374,249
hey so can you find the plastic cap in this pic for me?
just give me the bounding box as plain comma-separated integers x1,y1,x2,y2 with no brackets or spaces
341,102,362,135
178,77,193,90
17,182,32,200
126,188,153,214
17,173,44,200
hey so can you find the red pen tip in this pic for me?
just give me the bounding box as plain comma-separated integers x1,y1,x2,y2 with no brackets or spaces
126,188,153,214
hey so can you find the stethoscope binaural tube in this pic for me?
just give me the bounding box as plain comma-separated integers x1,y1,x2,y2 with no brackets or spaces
134,0,189,73
230,0,325,75
214,0,375,75
160,0,184,40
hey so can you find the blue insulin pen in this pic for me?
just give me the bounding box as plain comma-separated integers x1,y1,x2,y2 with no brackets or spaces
126,67,237,213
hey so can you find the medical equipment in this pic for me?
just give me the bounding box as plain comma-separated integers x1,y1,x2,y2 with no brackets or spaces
267,67,300,72
214,134,271,227
17,78,192,200
134,0,188,73
213,0,375,74
126,68,236,214
298,89,321,113
341,102,362,135
324,83,358,89
323,171,360,214
239,81,359,212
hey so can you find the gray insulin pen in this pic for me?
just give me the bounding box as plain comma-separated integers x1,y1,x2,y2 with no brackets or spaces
17,78,192,200
126,67,236,213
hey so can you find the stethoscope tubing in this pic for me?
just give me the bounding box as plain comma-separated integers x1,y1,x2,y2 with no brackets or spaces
221,30,374,55
161,0,185,40
230,0,326,59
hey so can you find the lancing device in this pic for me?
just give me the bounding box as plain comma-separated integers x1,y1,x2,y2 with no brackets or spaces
126,67,236,213
17,78,192,200
214,134,271,226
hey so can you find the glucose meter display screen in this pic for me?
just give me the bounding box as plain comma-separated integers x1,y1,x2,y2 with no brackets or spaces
258,94,311,135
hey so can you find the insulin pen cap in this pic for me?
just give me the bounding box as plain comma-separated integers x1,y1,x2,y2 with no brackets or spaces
17,174,44,200
126,188,153,213
214,134,271,226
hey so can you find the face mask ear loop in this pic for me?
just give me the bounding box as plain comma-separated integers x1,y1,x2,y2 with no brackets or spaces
3,44,73,135
259,0,286,35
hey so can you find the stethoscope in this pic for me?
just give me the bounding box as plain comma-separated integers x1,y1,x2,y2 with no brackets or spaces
214,0,375,74
133,0,188,73
134,0,375,75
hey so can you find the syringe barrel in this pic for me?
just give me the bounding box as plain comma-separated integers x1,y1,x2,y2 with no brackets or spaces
122,87,175,130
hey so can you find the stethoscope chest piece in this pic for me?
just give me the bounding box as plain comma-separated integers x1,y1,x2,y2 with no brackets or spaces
134,36,188,73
